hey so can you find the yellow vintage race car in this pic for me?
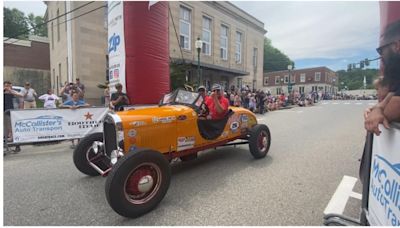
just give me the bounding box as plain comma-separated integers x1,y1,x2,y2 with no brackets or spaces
73,89,271,218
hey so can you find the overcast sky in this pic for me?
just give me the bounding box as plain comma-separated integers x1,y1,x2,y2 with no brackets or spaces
3,1,381,71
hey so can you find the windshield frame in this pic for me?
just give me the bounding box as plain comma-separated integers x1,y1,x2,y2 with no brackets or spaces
159,89,203,111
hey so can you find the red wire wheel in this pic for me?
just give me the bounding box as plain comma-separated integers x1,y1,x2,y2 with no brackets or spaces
249,124,271,159
105,149,171,218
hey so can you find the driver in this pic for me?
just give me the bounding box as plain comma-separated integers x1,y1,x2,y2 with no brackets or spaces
204,84,229,120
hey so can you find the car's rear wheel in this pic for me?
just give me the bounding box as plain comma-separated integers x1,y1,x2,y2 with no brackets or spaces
248,124,271,159
73,132,105,176
105,149,171,218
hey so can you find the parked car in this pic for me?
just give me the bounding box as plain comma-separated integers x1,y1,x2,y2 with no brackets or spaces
73,89,272,218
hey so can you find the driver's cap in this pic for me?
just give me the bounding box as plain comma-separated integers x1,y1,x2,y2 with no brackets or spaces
211,83,222,91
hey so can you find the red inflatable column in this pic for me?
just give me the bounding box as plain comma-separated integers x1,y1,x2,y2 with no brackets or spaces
123,1,170,105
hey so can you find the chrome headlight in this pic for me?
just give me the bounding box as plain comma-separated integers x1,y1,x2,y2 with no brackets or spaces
91,141,103,154
110,149,124,165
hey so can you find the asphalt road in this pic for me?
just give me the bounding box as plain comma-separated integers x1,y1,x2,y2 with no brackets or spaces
3,100,376,225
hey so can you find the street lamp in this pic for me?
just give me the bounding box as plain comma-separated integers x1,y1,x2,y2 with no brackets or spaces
195,37,203,87
287,64,293,104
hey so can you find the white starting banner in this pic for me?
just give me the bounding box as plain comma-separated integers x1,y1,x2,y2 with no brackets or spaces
10,108,108,143
108,1,126,93
368,123,400,226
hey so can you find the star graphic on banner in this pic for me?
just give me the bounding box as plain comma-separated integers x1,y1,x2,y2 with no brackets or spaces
84,112,93,120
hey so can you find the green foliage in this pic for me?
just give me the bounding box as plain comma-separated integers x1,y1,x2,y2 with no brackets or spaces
4,7,47,39
263,38,294,72
336,68,379,90
27,13,47,37
4,7,29,39
169,61,192,90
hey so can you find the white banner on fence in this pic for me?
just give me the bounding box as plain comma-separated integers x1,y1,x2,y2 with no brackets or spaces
368,123,400,226
108,1,126,93
10,108,108,143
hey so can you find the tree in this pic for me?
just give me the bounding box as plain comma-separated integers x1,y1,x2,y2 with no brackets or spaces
27,13,47,37
169,61,192,90
4,7,29,39
336,68,379,90
263,38,294,72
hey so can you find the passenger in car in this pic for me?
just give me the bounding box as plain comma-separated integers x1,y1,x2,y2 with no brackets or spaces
197,86,209,119
204,84,229,120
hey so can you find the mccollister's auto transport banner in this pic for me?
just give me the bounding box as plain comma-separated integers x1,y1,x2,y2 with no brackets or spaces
108,1,126,93
368,123,400,226
10,108,108,143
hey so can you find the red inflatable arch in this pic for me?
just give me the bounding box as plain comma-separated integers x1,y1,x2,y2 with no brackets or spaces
123,1,170,104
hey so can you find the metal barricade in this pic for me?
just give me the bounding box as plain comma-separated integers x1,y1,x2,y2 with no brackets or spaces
324,123,400,226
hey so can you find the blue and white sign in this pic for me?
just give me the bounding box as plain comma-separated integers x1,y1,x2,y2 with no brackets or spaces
368,123,400,226
10,108,108,143
108,1,126,93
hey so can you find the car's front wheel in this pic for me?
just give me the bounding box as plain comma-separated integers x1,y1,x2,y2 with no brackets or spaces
73,132,105,176
105,149,171,218
248,124,271,159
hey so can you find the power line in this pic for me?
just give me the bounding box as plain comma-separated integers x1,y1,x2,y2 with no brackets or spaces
5,3,106,47
4,1,94,42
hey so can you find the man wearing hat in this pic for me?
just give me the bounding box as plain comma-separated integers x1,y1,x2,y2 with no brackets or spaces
20,82,37,109
365,19,400,135
204,83,229,120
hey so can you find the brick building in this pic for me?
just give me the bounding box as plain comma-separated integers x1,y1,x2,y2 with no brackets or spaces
3,35,51,95
263,67,339,96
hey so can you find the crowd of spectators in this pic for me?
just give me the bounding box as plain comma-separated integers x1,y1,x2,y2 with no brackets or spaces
217,87,321,114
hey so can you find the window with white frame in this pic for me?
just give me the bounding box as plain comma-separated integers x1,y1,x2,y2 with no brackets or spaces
202,16,211,55
290,75,295,83
57,9,60,41
253,48,258,67
284,75,289,83
300,73,306,82
275,76,280,84
299,86,304,94
235,31,242,63
264,77,269,86
315,72,321,81
220,25,228,60
179,6,191,50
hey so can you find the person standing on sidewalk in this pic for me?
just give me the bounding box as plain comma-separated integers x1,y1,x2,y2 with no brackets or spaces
75,78,85,99
20,82,37,109
3,81,22,153
110,83,130,111
39,89,60,109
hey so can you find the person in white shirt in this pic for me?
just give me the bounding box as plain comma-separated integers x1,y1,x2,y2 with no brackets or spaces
39,89,60,108
20,82,37,109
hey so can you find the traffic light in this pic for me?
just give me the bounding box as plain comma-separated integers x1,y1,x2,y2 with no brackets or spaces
360,60,364,69
365,58,370,66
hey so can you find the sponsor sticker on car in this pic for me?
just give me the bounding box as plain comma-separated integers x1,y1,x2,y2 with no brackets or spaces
177,136,195,151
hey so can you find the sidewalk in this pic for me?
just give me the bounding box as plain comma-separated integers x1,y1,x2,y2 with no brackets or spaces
4,140,73,155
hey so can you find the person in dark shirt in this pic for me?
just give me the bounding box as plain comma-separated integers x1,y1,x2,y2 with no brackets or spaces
3,81,22,152
110,83,130,111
